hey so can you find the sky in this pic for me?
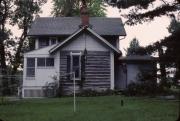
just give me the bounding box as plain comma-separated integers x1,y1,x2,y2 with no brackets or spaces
39,0,171,55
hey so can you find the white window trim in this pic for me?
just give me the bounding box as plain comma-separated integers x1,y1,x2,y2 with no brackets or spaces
70,52,82,80
37,57,55,68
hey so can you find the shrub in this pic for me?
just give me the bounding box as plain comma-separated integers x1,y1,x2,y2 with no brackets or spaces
123,81,158,96
0,97,9,105
76,89,118,97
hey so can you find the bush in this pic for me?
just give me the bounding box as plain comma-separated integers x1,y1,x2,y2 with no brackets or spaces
123,81,158,96
76,89,119,97
0,97,9,105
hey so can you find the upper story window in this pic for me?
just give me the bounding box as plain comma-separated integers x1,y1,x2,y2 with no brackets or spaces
26,58,35,77
38,37,49,48
37,58,54,67
50,37,57,45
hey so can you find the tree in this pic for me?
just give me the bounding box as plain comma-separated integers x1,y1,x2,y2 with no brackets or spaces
0,0,47,95
0,0,11,74
106,0,180,25
126,38,148,56
106,0,179,86
52,0,106,17
10,0,47,75
0,0,12,95
145,17,180,86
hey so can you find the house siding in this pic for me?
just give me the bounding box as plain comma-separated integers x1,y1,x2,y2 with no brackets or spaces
60,51,111,94
22,49,60,98
61,33,109,52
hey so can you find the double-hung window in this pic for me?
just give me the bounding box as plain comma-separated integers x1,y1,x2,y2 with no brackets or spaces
37,58,54,67
39,37,49,48
71,53,81,79
50,37,57,45
26,58,35,77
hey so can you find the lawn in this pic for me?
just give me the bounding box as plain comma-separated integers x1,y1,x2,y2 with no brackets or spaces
0,96,178,121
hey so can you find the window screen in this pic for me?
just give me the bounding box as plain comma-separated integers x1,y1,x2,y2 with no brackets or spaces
72,55,80,79
50,38,57,45
37,58,45,67
26,58,35,77
39,37,49,48
37,58,54,67
46,58,54,67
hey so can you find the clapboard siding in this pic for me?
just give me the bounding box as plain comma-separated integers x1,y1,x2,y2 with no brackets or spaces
85,51,110,90
60,51,111,94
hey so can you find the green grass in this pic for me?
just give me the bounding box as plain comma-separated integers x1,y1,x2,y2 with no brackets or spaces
0,96,178,121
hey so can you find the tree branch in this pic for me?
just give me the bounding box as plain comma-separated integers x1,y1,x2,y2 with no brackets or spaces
124,4,178,25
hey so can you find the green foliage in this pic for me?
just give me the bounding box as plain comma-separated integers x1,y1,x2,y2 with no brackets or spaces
0,0,12,76
0,97,9,105
87,0,106,17
107,0,155,9
168,18,180,34
123,66,158,96
107,0,179,25
43,81,58,97
52,0,106,17
0,0,46,96
124,4,178,25
11,0,47,29
126,38,148,56
76,89,117,97
10,0,47,73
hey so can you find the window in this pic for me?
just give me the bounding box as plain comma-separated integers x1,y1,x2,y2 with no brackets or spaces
71,53,81,79
37,58,54,67
46,58,54,67
50,37,57,45
26,58,35,77
37,58,45,67
39,37,49,48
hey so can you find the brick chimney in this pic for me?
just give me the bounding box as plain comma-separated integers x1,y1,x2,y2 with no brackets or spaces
80,3,89,27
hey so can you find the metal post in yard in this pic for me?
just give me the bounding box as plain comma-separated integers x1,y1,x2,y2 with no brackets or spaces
73,72,76,112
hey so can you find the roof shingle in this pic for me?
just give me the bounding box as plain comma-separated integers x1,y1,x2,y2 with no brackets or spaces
28,17,126,36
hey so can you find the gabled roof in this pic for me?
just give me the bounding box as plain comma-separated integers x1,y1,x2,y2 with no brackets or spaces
49,27,121,54
28,17,126,36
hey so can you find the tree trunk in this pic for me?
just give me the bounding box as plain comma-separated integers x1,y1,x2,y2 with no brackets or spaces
0,0,8,96
158,46,167,85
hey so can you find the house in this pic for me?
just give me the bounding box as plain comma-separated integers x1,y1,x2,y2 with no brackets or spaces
22,6,155,98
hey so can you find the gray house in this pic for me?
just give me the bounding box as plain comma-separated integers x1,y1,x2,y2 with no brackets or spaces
22,7,155,98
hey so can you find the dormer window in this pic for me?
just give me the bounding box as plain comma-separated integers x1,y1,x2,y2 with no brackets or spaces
39,37,49,48
50,37,57,45
38,37,57,49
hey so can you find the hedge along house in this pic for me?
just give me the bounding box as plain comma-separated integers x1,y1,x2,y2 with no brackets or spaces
22,5,155,98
